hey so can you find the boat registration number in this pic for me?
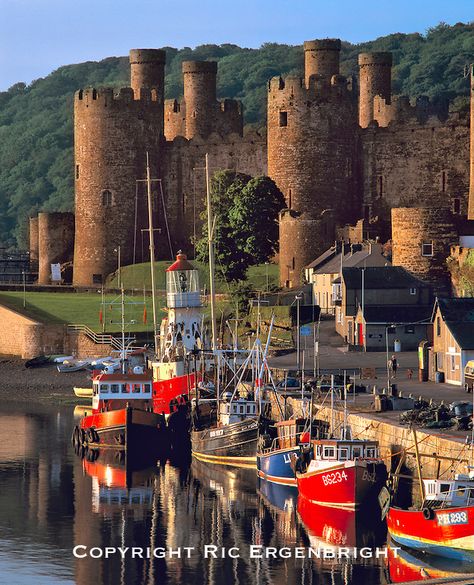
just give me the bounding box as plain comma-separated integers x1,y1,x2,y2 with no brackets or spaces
321,470,348,486
437,511,468,526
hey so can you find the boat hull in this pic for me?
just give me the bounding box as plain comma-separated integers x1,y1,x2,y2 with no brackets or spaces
297,460,387,510
387,506,474,561
257,447,299,486
78,408,167,456
191,418,259,468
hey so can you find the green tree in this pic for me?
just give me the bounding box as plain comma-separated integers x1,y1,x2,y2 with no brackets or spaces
196,171,285,282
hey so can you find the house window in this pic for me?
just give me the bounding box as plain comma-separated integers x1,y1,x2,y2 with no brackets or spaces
422,242,433,257
292,257,295,271
405,325,415,334
92,273,103,284
453,198,461,214
451,355,456,371
409,287,417,295
279,111,288,127
436,316,441,337
101,190,113,206
75,165,80,179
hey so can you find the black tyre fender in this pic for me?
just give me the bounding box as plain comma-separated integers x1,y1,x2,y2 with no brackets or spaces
422,506,434,520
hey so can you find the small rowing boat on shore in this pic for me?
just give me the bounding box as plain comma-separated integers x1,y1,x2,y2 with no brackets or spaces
74,387,93,398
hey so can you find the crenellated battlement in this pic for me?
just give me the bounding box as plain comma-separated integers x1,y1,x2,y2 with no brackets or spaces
268,73,353,101
372,94,452,128
75,86,162,106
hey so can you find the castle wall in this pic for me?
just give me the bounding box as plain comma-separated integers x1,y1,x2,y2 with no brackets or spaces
392,207,458,295
37,212,75,285
159,131,267,259
29,216,39,272
361,114,470,230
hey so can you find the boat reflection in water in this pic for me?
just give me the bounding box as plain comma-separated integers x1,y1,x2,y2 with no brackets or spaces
81,449,157,516
298,497,387,585
386,543,474,582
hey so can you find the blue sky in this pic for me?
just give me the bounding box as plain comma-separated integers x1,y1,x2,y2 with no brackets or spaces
0,0,472,90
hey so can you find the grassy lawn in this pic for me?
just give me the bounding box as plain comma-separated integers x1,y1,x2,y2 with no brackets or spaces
0,291,163,333
106,260,279,293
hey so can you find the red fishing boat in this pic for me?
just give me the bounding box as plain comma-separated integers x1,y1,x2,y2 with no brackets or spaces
296,430,387,510
72,366,167,456
386,476,474,561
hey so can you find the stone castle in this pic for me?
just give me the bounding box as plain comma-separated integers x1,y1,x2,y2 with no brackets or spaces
29,40,473,293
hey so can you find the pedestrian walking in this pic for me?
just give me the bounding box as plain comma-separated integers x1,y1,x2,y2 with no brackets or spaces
391,355,398,378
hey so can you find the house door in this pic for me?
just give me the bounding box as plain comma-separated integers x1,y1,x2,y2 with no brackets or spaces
358,323,364,346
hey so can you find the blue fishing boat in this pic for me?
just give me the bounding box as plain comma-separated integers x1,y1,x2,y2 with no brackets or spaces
257,418,310,486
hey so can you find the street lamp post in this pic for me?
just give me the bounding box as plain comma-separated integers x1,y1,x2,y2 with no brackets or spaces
22,271,26,308
114,246,121,289
295,294,303,374
386,324,396,390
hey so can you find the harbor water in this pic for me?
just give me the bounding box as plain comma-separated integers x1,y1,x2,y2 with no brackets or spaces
1,399,473,585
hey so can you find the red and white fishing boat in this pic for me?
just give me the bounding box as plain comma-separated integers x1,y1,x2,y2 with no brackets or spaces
73,363,167,456
386,475,474,561
296,428,387,510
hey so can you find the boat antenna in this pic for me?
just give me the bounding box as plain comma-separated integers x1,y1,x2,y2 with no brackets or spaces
205,153,217,351
145,151,159,357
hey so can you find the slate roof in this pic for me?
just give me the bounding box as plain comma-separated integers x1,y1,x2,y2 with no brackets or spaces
342,266,426,290
361,305,432,324
434,298,474,350
305,243,389,273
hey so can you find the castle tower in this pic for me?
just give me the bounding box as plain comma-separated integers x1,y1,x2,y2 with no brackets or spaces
37,212,75,285
268,40,358,287
304,39,341,86
358,52,392,128
468,64,474,220
29,216,39,273
182,61,218,139
129,49,166,99
73,84,163,286
391,207,457,295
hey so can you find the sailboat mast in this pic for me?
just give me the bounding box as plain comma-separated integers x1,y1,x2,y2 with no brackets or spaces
146,151,159,356
205,153,217,350
121,287,126,374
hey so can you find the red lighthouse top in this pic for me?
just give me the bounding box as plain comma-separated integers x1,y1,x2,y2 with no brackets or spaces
166,251,195,272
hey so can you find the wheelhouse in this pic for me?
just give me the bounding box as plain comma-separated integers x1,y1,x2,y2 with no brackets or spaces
424,476,474,507
275,418,309,450
219,399,260,425
313,439,380,462
92,373,153,410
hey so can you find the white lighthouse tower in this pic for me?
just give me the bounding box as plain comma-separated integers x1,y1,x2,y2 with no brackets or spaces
152,251,205,382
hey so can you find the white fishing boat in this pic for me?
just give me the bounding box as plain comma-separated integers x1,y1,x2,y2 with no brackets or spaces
57,359,91,373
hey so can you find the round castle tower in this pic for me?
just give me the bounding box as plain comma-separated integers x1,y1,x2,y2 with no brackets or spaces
182,61,218,139
29,216,39,272
391,207,457,295
37,212,75,285
268,39,358,287
73,49,165,286
358,52,392,128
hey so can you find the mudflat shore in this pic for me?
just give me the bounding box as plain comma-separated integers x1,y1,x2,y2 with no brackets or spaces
0,358,91,402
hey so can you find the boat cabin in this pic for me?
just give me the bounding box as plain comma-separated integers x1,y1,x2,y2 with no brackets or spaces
92,372,153,411
276,419,310,450
424,476,474,507
312,439,380,462
219,399,260,425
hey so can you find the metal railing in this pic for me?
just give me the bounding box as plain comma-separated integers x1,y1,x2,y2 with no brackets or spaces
67,324,137,351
